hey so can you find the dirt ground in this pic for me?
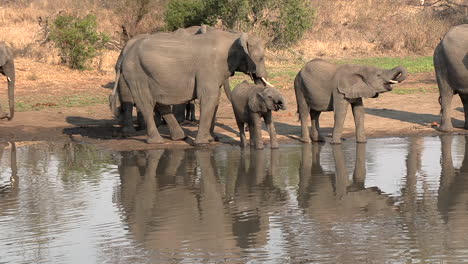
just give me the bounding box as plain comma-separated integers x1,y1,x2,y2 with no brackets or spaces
0,59,466,151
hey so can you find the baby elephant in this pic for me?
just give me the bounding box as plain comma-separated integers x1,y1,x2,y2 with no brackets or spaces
231,81,286,149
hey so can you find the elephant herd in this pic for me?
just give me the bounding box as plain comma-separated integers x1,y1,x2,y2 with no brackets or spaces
0,24,467,148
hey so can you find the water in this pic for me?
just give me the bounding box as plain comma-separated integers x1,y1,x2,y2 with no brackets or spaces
1,136,468,263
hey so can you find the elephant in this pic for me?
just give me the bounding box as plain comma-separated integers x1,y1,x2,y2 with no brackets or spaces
294,59,407,144
109,25,232,139
434,24,468,132
0,42,15,121
231,81,286,149
116,29,271,145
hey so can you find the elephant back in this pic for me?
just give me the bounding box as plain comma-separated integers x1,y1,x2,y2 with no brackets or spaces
297,59,336,111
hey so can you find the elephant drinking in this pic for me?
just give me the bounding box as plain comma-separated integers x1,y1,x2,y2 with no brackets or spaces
294,59,407,144
118,30,270,144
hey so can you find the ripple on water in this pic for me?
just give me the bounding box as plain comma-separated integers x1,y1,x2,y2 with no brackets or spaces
1,137,468,263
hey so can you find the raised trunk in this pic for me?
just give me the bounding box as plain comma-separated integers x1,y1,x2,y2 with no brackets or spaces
388,66,408,83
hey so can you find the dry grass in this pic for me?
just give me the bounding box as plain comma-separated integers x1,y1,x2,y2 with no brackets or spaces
0,0,466,70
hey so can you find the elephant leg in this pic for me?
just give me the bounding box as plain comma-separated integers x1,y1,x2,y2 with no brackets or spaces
172,104,186,124
159,105,186,141
142,108,164,144
251,113,264,149
249,120,255,146
310,110,324,142
351,99,366,143
331,93,349,144
195,91,219,145
235,115,247,148
435,55,454,132
459,94,468,130
136,109,146,130
209,105,219,142
188,102,196,121
127,78,164,144
154,108,164,127
264,112,279,149
295,86,311,143
118,74,137,136
121,102,136,136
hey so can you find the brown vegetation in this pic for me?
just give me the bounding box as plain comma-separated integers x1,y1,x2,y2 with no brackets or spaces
0,0,466,71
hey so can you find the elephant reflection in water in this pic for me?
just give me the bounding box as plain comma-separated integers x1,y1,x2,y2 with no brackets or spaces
223,149,284,249
116,148,284,257
0,142,17,195
298,143,395,218
438,136,468,225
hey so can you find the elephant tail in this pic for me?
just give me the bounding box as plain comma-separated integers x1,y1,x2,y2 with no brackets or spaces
109,69,122,119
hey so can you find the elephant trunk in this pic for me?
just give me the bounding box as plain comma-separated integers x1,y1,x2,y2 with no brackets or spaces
389,66,408,83
4,61,15,120
7,76,14,120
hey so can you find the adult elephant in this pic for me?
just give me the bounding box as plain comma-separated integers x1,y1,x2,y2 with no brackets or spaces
0,42,15,120
117,30,270,145
434,24,468,132
294,59,407,144
110,25,231,138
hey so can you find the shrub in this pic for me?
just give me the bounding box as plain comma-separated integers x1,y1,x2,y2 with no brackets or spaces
164,0,211,31
49,14,110,70
163,0,315,48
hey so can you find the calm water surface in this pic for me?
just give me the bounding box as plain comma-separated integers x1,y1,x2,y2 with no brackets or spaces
1,136,468,263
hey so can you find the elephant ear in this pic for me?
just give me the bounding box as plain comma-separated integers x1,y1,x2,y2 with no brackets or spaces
238,33,256,73
248,91,267,113
337,73,377,99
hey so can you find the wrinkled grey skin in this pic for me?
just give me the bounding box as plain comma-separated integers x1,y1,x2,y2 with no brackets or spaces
0,42,15,121
294,59,407,144
117,30,269,144
434,24,468,132
231,81,286,149
110,25,231,139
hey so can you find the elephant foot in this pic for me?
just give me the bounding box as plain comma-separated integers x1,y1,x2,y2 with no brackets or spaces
270,142,279,149
356,139,367,143
122,126,137,137
438,123,453,132
210,134,219,142
146,136,165,144
170,131,186,141
300,137,312,143
312,136,326,143
330,138,342,144
253,144,264,150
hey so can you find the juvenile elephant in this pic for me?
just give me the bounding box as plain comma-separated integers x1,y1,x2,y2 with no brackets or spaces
0,42,15,120
434,24,468,132
117,30,271,145
231,81,286,149
294,59,407,144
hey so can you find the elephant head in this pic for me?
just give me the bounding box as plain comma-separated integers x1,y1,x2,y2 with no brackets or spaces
248,86,286,113
229,33,272,87
0,42,15,120
336,65,408,99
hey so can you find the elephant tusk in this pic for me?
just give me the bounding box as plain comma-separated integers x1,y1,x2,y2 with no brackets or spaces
388,80,399,84
7,77,11,82
261,77,274,87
